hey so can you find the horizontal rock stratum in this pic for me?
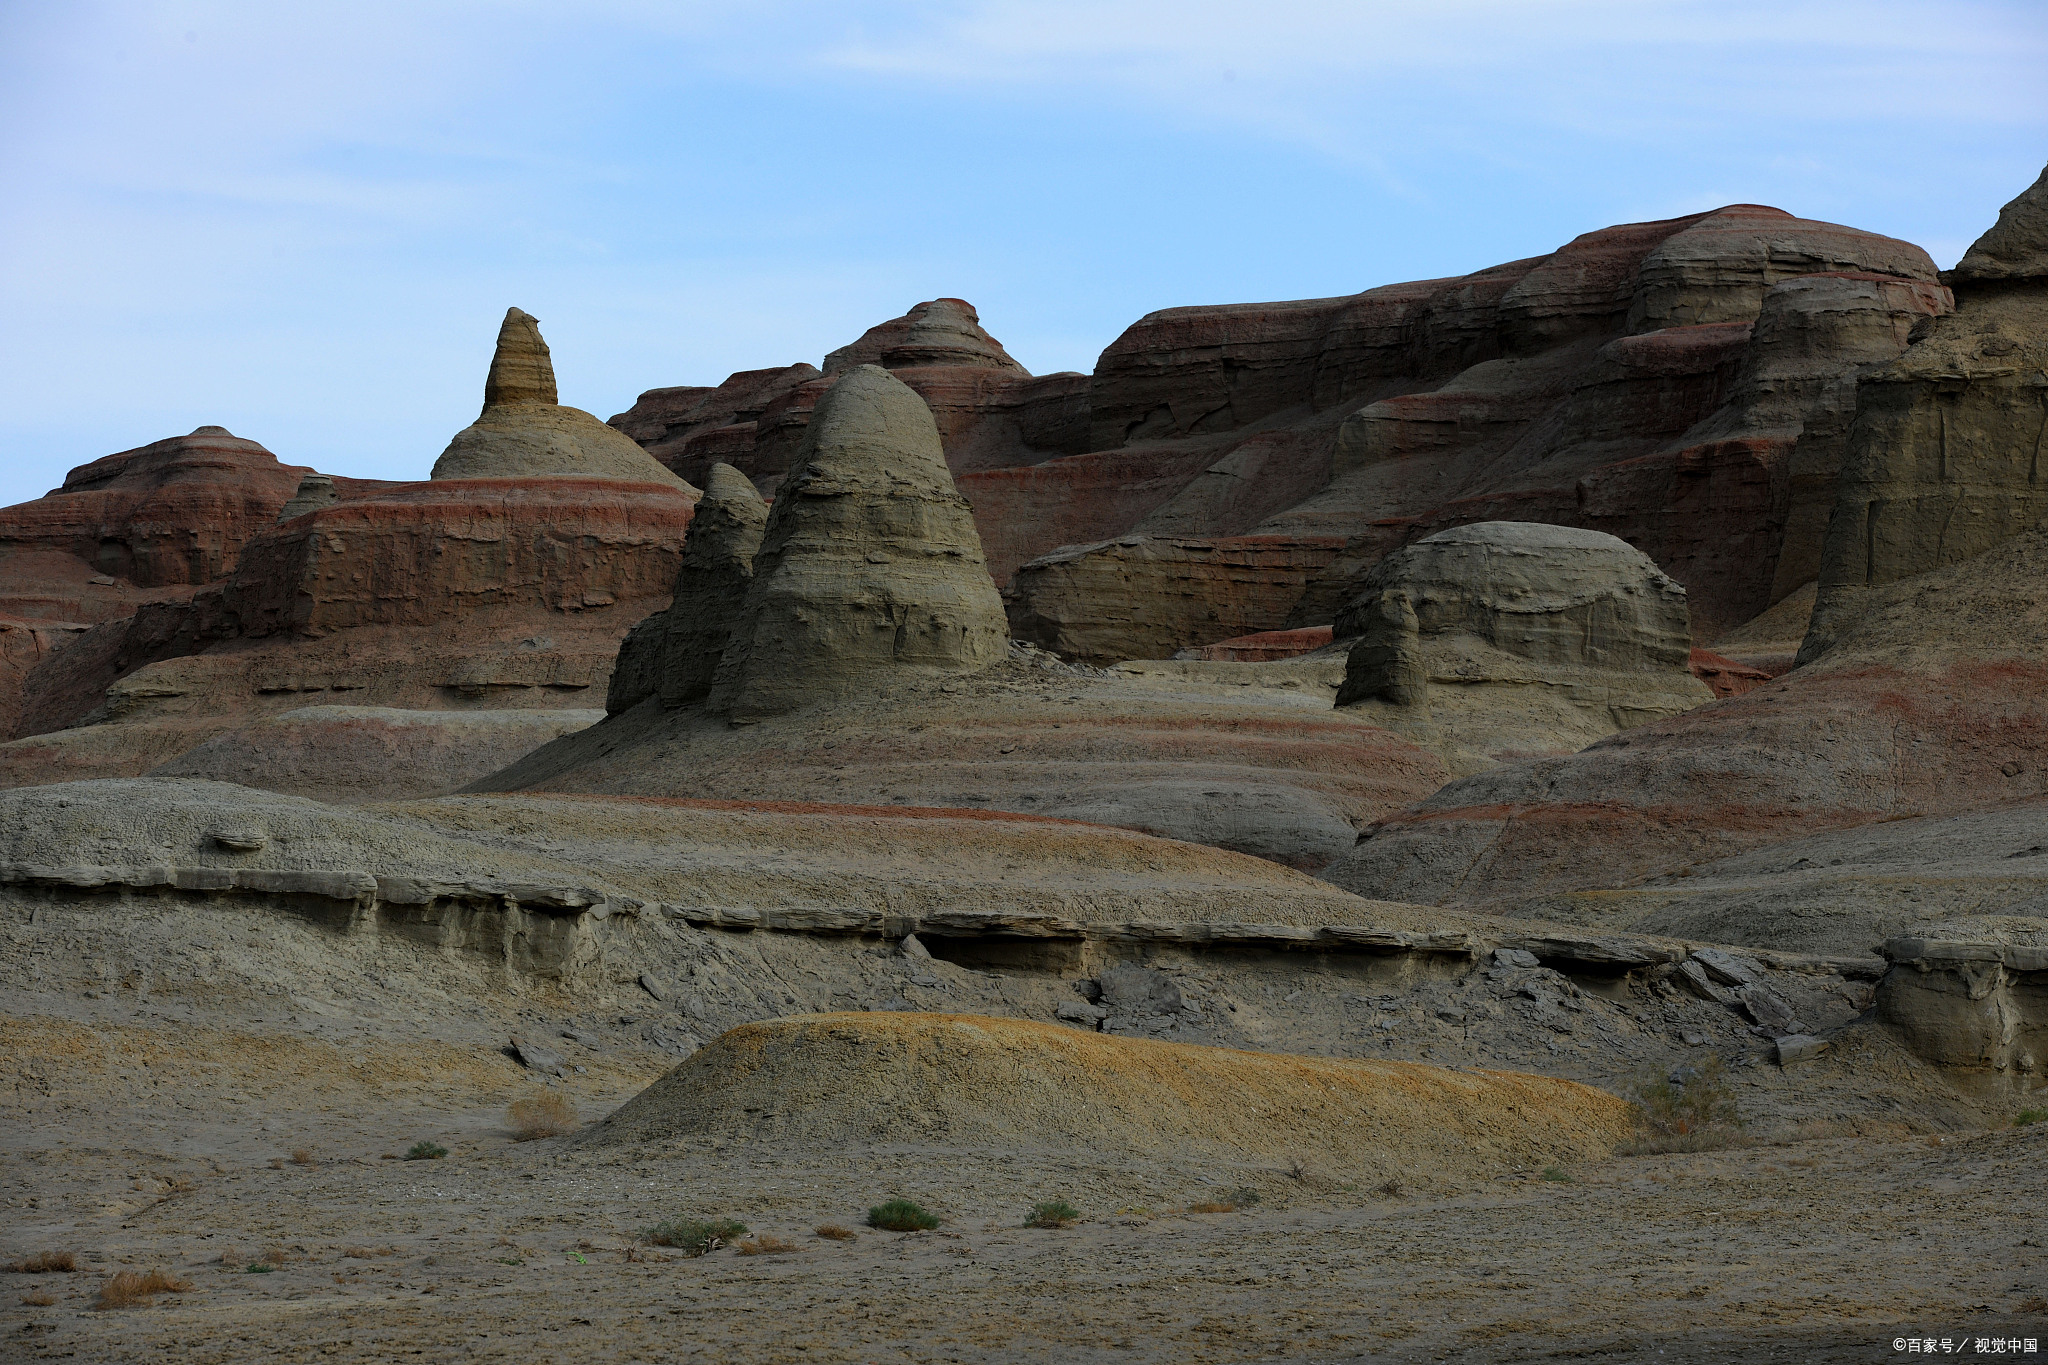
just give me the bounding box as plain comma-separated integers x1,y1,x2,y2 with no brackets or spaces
575,1011,1632,1184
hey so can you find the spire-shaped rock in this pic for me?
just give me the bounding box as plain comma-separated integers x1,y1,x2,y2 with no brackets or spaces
483,307,558,408
606,463,770,713
706,365,1008,721
431,308,694,489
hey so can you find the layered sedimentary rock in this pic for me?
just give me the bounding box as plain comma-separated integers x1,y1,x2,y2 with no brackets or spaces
1007,535,1346,664
433,308,692,488
607,463,769,713
706,366,1009,722
607,300,1090,499
1173,625,1335,662
149,705,606,803
1877,916,2047,1079
1330,523,1711,772
0,427,400,738
1,319,699,787
1320,519,2048,938
1803,167,2048,661
988,206,1940,656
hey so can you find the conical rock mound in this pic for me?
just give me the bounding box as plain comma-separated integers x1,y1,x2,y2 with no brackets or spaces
607,462,770,713
431,307,692,488
707,365,1008,721
1950,163,2048,284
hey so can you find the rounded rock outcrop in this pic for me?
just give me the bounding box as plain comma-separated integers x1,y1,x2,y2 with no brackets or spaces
706,365,1009,721
1336,522,1695,706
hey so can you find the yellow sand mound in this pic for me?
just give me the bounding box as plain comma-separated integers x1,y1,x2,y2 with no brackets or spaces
581,1012,1632,1184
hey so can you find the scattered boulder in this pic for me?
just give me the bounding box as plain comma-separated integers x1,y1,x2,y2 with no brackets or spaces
608,463,769,713
706,366,1008,722
431,308,693,489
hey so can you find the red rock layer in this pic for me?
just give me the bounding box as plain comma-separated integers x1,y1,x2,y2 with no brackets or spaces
1175,625,1336,663
1686,648,1772,699
1006,536,1348,663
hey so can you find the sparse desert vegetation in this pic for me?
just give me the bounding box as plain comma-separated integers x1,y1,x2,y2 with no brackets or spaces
507,1093,580,1141
866,1199,940,1232
5,1251,79,1273
642,1218,748,1256
95,1269,191,1310
1023,1199,1080,1228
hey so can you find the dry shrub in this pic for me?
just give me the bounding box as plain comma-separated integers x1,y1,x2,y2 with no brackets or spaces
96,1269,191,1309
260,1245,293,1268
1186,1201,1236,1214
21,1289,57,1306
1024,1200,1079,1229
1619,1057,1746,1155
734,1235,800,1256
508,1092,580,1141
6,1252,78,1273
814,1225,858,1242
289,1149,316,1166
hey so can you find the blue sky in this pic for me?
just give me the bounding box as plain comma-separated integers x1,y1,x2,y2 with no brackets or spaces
2,0,2044,505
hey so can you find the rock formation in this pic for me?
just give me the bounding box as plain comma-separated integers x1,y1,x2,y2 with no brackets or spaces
704,366,1009,722
0,316,698,790
605,299,1091,498
432,308,693,488
1877,916,2047,1079
607,463,769,713
988,205,1942,660
1329,523,1711,772
1007,535,1346,664
1802,166,2048,660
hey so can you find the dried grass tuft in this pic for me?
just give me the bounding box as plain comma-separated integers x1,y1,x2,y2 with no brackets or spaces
96,1269,191,1309
508,1092,580,1141
21,1289,57,1306
734,1234,800,1256
5,1252,78,1274
289,1148,316,1166
814,1225,858,1242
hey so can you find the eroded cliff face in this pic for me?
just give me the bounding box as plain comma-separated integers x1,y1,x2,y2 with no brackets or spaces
1802,167,2048,664
987,205,1943,661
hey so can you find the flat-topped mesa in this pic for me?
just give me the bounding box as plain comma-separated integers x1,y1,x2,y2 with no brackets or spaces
607,462,770,713
431,307,694,489
706,365,1009,722
1802,162,2048,662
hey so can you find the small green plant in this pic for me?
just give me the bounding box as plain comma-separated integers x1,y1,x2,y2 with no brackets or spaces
1228,1186,1261,1207
404,1141,448,1161
1541,1166,1574,1183
866,1198,940,1232
1023,1199,1080,1229
1621,1056,1746,1155
642,1217,747,1256
2016,1108,2047,1127
245,1263,274,1274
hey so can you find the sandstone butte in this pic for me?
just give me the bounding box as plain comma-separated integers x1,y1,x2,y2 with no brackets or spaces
4,167,2048,1365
